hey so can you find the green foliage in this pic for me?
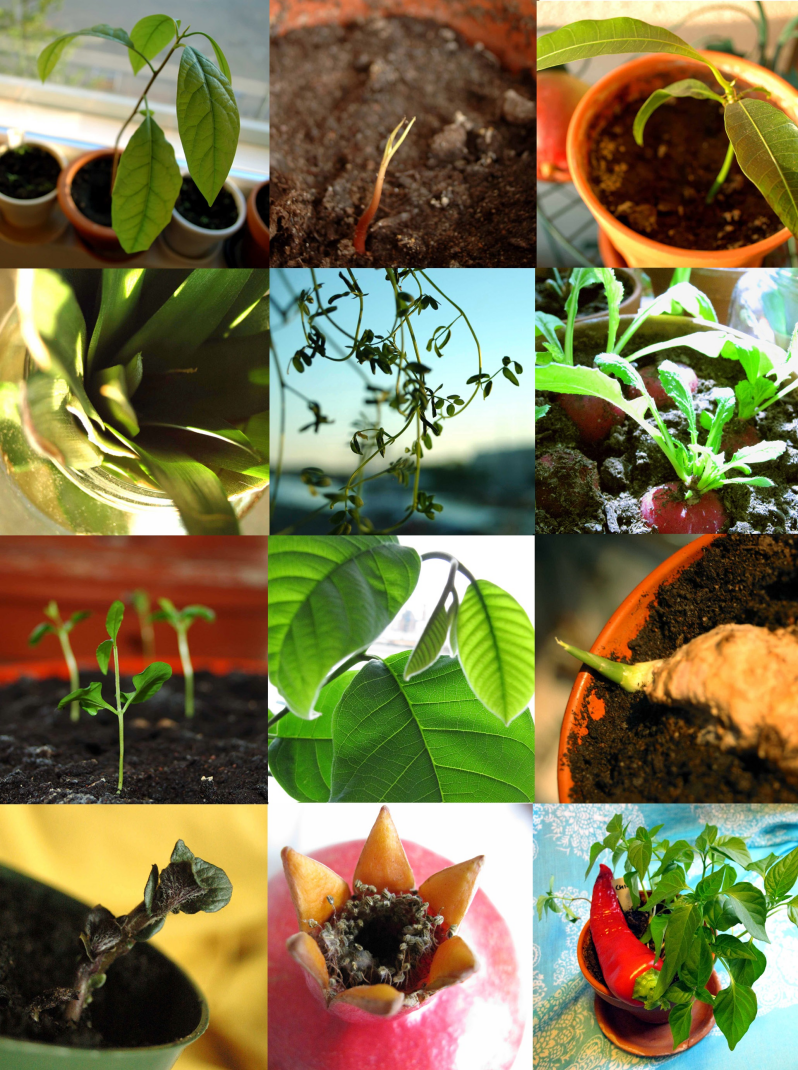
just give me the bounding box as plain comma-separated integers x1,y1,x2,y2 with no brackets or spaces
38,16,241,253
150,598,215,717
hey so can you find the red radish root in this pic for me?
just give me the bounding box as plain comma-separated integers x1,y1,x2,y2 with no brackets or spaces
629,363,698,409
558,394,625,444
641,482,727,534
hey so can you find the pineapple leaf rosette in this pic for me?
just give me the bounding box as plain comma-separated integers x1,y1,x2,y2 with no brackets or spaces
14,267,268,534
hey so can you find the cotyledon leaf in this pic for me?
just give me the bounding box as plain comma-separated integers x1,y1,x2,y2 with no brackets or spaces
456,580,535,725
268,536,421,719
329,652,535,802
725,98,798,235
268,671,358,802
111,113,183,254
176,45,240,206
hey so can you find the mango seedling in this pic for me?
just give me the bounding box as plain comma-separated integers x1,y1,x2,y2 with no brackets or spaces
58,600,172,793
29,601,90,723
151,599,215,717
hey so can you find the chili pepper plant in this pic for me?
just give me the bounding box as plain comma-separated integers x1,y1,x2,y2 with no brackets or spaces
268,536,535,802
271,268,524,535
38,14,240,254
537,813,798,1052
28,600,90,722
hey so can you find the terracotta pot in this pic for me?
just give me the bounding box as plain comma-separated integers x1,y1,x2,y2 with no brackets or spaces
163,173,247,259
270,0,535,73
0,141,66,228
566,52,798,267
57,149,138,259
537,268,642,320
577,921,720,1055
244,180,269,266
558,536,720,802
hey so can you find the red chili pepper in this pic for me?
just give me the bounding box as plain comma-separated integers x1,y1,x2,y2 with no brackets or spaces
590,864,662,1004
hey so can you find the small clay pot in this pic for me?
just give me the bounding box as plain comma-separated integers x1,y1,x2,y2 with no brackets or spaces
244,180,269,266
0,141,66,228
163,172,246,258
57,148,135,259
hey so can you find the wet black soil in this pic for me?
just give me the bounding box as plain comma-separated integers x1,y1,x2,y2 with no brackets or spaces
535,268,635,319
535,322,798,534
0,672,267,803
566,535,798,802
588,77,783,250
0,868,202,1047
270,16,534,266
175,176,238,229
255,182,268,222
584,908,652,984
71,156,113,227
0,145,60,199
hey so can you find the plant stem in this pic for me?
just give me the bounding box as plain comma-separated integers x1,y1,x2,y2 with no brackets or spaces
268,707,289,730
556,638,661,692
706,140,735,204
113,641,123,793
58,630,80,723
177,627,194,717
420,550,477,585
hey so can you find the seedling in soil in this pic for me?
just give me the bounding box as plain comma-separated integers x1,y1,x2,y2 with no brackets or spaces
58,601,172,793
29,602,90,723
151,599,215,718
131,588,156,661
37,16,240,253
29,839,232,1024
353,117,416,255
537,16,798,235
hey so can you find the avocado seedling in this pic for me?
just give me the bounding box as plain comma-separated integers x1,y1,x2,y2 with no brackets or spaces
29,602,90,723
59,601,172,793
151,599,215,718
353,117,416,254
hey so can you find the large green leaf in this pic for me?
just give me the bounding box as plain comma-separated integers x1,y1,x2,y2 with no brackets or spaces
268,536,421,719
726,882,770,942
93,365,141,437
537,18,716,74
725,98,798,234
535,364,653,427
765,844,798,900
329,652,534,802
128,14,177,75
38,25,139,81
652,901,700,998
455,580,535,725
176,45,240,206
714,982,757,1051
135,439,239,535
87,270,145,374
633,79,725,145
403,589,456,680
268,671,357,802
111,113,183,254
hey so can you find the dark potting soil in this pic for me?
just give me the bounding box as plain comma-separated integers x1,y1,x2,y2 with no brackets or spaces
567,535,798,802
71,156,113,227
535,325,798,534
535,268,634,319
583,908,652,985
255,182,268,222
588,81,782,250
175,176,238,229
0,671,267,804
270,17,535,267
0,869,201,1047
0,145,60,199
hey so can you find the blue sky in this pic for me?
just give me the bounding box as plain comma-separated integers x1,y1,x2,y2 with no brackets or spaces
271,268,533,471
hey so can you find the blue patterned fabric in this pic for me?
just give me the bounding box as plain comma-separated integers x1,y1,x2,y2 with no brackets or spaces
533,804,798,1068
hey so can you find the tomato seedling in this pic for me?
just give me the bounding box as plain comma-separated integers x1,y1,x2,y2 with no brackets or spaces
28,601,90,723
58,601,172,793
151,599,215,718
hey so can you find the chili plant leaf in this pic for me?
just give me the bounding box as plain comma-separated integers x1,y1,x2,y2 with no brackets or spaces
129,662,173,704
725,98,798,235
268,671,358,802
106,601,124,643
38,25,139,81
176,45,240,206
112,113,183,254
179,605,216,625
96,639,114,675
727,943,767,987
668,1001,694,1050
649,912,669,959
537,18,717,73
268,536,421,719
633,79,725,145
128,14,177,75
455,580,535,725
764,844,798,900
627,835,652,884
696,864,736,898
714,835,754,868
680,935,714,990
329,652,535,802
642,867,687,911
725,882,769,942
713,981,757,1051
652,901,700,999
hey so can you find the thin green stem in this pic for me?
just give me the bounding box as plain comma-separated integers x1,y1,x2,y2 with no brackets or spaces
706,140,735,204
113,641,123,793
177,627,194,717
420,550,477,585
58,630,80,723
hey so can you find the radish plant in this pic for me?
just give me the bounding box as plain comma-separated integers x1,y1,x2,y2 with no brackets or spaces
151,598,215,717
59,601,172,793
28,602,90,723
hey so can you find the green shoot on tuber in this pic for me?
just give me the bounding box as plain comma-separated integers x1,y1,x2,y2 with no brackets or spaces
151,599,215,718
29,602,90,723
353,117,416,255
58,601,172,793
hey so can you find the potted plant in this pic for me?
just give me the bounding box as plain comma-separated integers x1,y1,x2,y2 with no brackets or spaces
269,806,526,1070
163,173,247,259
38,15,240,257
244,180,269,267
537,16,798,267
0,840,231,1068
536,267,642,322
535,269,798,533
537,812,798,1054
0,138,65,230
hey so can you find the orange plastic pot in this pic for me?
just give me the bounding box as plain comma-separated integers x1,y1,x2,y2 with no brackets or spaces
57,149,138,259
566,52,798,268
244,180,269,267
0,655,267,686
270,0,535,73
558,536,720,802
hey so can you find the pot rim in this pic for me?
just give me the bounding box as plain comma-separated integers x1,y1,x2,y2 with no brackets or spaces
566,50,796,261
247,180,269,234
171,172,246,237
0,141,66,207
57,148,120,240
0,861,210,1055
557,535,721,802
0,655,267,684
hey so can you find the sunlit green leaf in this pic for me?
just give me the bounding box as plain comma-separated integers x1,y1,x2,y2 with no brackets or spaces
111,113,182,254
176,45,240,206
725,98,798,234
128,14,177,75
39,25,138,81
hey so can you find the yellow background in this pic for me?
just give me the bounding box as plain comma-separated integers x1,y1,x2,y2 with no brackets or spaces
0,805,267,1070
